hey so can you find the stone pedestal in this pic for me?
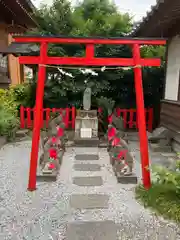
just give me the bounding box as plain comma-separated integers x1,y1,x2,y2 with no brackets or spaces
74,109,99,147
75,110,98,138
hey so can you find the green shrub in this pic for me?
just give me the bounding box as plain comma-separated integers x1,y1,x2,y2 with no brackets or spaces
152,161,180,195
135,160,180,222
0,88,19,140
0,88,17,115
0,104,19,139
135,183,180,222
10,83,35,108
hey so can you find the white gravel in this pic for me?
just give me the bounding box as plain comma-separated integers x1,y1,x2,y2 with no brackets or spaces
0,141,180,239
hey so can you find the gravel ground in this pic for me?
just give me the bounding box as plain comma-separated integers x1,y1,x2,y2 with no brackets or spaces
0,141,180,239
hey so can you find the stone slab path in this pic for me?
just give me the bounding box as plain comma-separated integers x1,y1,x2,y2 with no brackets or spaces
0,141,180,239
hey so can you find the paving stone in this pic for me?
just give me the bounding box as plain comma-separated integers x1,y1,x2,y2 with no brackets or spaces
74,137,99,147
149,143,172,153
73,176,103,186
73,163,101,171
161,152,177,157
75,154,99,161
66,220,117,240
70,194,109,209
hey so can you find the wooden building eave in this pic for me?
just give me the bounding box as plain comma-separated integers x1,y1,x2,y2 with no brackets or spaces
0,0,37,28
132,0,180,38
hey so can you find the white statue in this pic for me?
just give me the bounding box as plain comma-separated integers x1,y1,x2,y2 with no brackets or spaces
83,87,91,110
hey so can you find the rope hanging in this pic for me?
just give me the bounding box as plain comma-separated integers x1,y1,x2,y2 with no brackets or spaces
39,64,142,71
39,64,142,78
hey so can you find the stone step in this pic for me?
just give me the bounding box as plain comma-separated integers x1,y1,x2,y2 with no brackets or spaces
149,143,172,153
66,221,117,240
74,137,99,147
73,163,101,171
75,154,99,161
73,176,103,186
70,194,109,209
16,129,29,136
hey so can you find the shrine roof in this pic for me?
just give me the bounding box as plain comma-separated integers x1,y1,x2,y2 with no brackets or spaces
0,42,39,57
132,0,180,38
0,0,37,28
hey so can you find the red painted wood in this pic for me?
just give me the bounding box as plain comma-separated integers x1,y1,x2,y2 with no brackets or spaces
123,110,128,129
72,106,76,129
20,106,153,132
14,36,166,45
28,42,48,192
26,108,32,128
129,109,134,128
86,44,94,59
133,43,151,189
65,107,69,128
19,56,161,66
20,106,25,128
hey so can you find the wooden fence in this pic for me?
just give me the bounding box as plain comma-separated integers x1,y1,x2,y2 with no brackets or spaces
20,106,153,131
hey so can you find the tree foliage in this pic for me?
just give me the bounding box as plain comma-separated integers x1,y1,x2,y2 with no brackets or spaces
25,0,165,117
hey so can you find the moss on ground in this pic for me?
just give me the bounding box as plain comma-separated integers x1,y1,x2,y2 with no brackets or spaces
135,183,180,223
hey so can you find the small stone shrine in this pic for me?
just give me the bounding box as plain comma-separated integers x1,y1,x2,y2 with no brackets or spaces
75,87,99,146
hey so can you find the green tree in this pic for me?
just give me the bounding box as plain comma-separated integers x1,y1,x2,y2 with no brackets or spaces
24,0,165,127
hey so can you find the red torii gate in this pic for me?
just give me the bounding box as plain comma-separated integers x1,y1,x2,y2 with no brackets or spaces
13,36,166,191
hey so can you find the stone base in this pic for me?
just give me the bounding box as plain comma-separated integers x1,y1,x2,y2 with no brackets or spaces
36,171,58,182
74,137,99,147
113,166,137,184
150,143,172,152
16,129,29,138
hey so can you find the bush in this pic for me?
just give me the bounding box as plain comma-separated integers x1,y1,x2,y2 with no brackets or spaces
152,160,180,195
135,183,180,222
135,160,180,222
0,88,19,140
10,83,35,109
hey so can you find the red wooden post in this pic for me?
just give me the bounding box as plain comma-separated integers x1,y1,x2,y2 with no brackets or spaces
20,106,25,128
65,107,69,128
26,108,32,128
72,106,76,129
129,109,134,129
28,42,47,191
123,110,127,129
133,43,151,189
116,108,121,117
